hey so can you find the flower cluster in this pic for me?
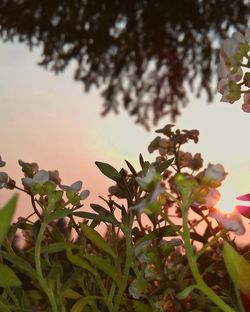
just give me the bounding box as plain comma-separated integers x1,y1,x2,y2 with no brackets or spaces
0,156,90,219
218,31,250,111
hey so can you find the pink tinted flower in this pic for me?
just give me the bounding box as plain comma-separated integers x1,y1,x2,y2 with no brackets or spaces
242,93,250,113
221,32,247,63
236,193,250,219
209,209,245,235
236,206,250,219
204,188,221,207
236,193,250,201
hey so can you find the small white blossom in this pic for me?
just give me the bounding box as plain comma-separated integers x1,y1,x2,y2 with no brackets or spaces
209,209,245,235
204,163,227,182
80,189,90,200
135,166,157,189
22,169,50,188
60,180,82,192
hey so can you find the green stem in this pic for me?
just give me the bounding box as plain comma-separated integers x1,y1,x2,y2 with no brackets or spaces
182,208,235,312
35,222,58,312
113,211,134,311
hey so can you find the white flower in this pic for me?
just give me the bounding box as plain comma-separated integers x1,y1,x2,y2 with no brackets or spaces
60,180,82,192
130,182,164,214
209,209,245,235
22,169,50,188
80,189,90,200
204,163,227,182
135,166,157,189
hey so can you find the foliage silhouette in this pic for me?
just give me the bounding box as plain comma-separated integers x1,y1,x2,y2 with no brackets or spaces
0,0,248,128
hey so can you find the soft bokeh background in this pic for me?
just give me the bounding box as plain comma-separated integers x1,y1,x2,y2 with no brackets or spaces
1,40,250,240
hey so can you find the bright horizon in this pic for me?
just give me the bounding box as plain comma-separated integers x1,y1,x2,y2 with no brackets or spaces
1,40,250,223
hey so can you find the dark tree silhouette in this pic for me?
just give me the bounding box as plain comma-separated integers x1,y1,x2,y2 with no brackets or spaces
0,0,248,128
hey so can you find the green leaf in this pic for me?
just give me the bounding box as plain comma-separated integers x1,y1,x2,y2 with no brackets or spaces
125,160,137,176
90,204,120,225
41,242,77,254
176,285,200,300
45,208,73,222
134,225,181,248
133,300,152,312
139,154,145,170
0,263,21,287
84,254,121,285
61,288,82,300
71,296,103,312
66,249,97,276
223,242,250,297
73,211,120,227
80,223,116,258
95,161,122,181
156,158,174,173
0,250,38,280
0,195,17,246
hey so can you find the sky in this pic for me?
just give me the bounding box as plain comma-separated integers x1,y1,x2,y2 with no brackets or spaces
1,40,250,236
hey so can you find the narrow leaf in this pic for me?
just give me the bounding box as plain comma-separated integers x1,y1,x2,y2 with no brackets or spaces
0,264,21,287
41,242,77,254
90,204,120,225
84,254,121,285
156,158,174,173
133,300,152,312
71,296,103,312
125,160,137,176
0,250,38,280
139,154,145,170
176,285,200,300
135,225,181,248
45,208,73,222
61,288,82,300
0,195,17,245
95,162,121,181
80,223,116,258
66,249,97,276
73,211,120,227
223,242,250,297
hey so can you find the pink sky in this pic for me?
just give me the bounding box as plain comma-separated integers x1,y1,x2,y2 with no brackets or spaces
1,40,250,243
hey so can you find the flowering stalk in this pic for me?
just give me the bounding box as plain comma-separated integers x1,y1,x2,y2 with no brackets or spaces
181,203,235,312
